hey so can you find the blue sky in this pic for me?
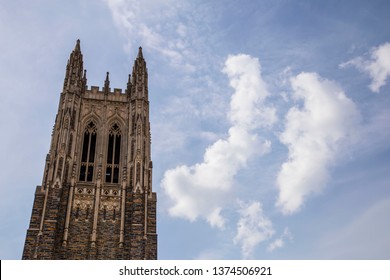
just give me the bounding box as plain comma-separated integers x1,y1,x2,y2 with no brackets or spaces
1,0,390,259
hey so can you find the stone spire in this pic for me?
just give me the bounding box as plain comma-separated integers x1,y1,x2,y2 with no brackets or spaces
104,71,110,95
135,47,145,67
137,46,143,59
126,74,132,98
74,39,81,51
63,39,84,93
82,69,87,90
131,46,148,100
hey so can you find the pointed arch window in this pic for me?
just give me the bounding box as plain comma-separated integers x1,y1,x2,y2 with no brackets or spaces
106,123,121,183
79,121,97,182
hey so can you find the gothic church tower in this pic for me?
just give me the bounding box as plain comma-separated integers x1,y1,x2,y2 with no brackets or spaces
22,40,157,259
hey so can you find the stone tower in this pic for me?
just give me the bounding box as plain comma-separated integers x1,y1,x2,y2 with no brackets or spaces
22,40,157,260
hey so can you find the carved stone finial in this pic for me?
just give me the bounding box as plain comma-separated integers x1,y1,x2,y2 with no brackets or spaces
74,39,81,52
127,74,132,92
104,72,110,94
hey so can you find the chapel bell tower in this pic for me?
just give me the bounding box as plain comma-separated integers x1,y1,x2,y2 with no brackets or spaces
22,40,157,260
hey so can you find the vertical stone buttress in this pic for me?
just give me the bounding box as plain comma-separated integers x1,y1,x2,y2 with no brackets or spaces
22,41,157,259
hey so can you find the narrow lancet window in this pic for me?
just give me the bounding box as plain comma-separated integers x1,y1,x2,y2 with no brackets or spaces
105,123,121,183
79,121,97,182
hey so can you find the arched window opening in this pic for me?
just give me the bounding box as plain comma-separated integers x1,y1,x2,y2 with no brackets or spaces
79,121,97,182
105,123,121,184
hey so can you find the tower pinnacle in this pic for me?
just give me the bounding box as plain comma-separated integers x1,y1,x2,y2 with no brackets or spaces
131,46,148,100
126,74,132,97
104,72,110,94
63,39,84,93
137,46,143,59
75,39,81,52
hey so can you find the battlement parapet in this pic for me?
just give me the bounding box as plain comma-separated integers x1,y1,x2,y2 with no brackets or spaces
84,85,127,102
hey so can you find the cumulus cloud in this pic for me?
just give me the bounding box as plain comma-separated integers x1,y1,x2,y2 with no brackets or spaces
224,55,277,128
276,72,360,214
340,42,390,92
161,54,275,228
267,227,292,252
234,201,274,259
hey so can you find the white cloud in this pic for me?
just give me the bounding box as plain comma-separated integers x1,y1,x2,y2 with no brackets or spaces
340,42,390,93
224,54,277,129
276,72,360,215
161,54,275,228
267,238,283,252
234,201,274,259
267,227,292,252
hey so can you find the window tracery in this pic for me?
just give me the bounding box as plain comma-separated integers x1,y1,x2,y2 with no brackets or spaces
79,121,97,182
105,123,121,184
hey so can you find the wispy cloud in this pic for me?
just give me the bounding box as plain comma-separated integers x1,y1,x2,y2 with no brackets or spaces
276,72,360,214
104,0,228,155
267,227,292,252
161,54,275,228
319,198,390,259
340,42,390,93
234,200,274,259
103,0,203,72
